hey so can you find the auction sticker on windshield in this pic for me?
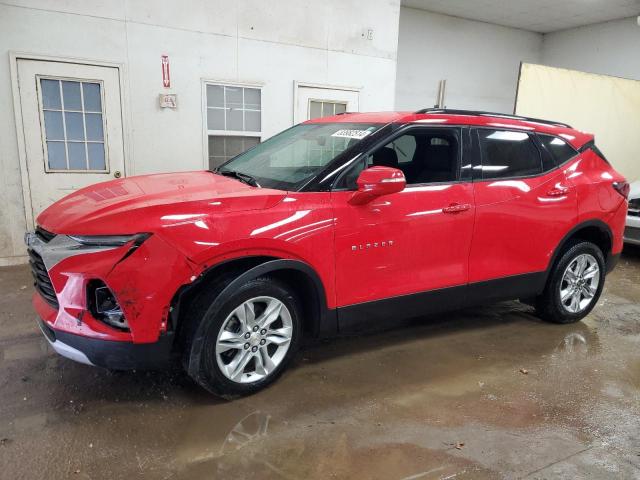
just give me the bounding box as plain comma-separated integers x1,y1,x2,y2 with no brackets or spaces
331,129,373,140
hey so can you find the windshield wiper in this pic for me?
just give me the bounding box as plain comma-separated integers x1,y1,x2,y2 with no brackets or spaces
214,169,261,187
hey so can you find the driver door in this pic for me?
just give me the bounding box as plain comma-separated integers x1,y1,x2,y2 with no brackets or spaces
330,127,475,328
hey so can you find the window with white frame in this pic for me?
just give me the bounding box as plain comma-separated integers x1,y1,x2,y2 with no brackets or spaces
206,83,261,169
309,100,347,120
39,78,107,172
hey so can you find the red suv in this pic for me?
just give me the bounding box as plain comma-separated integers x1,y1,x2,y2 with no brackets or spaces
26,109,629,397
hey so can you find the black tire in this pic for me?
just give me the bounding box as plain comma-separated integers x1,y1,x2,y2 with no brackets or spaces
185,277,301,398
535,240,605,324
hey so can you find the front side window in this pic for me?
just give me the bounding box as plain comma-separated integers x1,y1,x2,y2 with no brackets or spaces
337,128,460,189
478,129,541,179
218,123,382,190
206,83,261,169
539,134,578,165
39,78,107,172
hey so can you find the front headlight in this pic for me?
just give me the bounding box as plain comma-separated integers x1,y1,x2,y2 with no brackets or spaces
69,233,151,247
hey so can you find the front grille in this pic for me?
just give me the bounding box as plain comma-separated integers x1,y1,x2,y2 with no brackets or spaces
35,226,56,243
28,249,59,309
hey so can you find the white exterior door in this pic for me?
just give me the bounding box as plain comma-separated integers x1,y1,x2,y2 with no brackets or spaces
16,59,125,222
295,84,359,124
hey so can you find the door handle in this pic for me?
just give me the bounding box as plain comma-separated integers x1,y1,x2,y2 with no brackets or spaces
547,186,569,196
442,203,471,214
113,170,122,179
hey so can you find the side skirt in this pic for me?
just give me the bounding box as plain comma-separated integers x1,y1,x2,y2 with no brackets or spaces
337,271,547,333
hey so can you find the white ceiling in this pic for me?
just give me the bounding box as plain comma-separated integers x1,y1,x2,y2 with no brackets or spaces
402,0,640,33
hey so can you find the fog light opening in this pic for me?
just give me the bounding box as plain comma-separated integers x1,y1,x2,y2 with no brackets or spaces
89,281,129,331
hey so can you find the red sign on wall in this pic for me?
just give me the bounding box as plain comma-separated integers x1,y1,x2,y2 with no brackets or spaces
161,55,170,88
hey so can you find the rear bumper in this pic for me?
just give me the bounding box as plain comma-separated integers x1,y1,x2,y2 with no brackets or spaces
38,317,175,370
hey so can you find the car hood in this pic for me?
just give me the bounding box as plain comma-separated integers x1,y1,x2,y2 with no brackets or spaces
37,171,287,235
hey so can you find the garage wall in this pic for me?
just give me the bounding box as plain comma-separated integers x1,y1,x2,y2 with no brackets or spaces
515,63,640,183
395,8,542,113
542,17,640,81
0,0,401,265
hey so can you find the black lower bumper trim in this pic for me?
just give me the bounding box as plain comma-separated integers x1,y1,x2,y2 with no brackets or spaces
38,318,175,370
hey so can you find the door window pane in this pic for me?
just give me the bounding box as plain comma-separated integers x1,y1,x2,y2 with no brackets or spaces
46,141,66,169
43,111,64,140
61,81,82,110
208,135,260,169
478,130,541,179
41,79,61,109
82,83,102,112
68,142,87,169
65,112,85,141
39,78,107,171
85,113,104,141
87,143,106,170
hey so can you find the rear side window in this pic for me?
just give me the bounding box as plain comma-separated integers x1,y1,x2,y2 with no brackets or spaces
539,134,577,165
477,129,542,179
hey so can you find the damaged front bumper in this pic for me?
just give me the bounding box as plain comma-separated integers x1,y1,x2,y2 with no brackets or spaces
25,228,197,369
37,316,174,369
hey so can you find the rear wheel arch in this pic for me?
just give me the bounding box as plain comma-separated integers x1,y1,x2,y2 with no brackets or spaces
547,220,613,276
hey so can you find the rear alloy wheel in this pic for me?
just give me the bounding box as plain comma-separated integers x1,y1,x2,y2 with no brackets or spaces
191,277,301,398
558,253,600,314
536,241,605,324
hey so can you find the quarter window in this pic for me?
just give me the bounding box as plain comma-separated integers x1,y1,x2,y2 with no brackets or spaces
39,78,107,171
206,83,261,169
539,134,577,165
478,130,541,179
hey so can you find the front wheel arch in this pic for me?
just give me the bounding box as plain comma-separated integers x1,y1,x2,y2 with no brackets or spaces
179,259,334,379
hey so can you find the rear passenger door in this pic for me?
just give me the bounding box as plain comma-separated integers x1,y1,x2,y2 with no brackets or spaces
468,128,578,284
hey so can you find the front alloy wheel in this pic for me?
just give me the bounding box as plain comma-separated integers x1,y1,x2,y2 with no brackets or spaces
188,277,301,398
216,297,293,383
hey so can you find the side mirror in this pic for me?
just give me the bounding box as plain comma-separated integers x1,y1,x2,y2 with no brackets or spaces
349,166,406,205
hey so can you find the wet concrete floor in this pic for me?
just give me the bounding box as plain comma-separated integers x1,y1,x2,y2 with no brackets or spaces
1,247,639,479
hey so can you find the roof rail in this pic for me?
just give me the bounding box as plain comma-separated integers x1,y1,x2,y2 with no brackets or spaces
414,108,572,129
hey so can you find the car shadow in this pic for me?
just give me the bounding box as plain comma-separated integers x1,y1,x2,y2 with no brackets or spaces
63,300,591,404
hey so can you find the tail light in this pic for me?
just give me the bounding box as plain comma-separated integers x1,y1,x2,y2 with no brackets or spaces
612,181,630,199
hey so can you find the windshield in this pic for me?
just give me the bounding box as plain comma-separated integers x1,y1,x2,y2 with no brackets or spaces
217,123,384,190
